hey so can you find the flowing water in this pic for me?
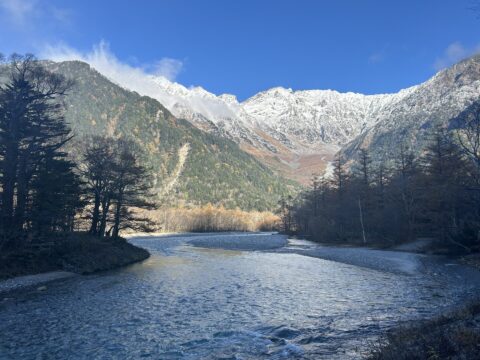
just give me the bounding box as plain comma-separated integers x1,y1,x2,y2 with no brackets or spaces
0,233,479,359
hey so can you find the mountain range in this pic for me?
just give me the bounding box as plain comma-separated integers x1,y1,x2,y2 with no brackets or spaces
45,61,296,211
77,55,480,184
41,55,480,211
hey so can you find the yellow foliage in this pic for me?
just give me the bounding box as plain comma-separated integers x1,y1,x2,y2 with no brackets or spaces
141,206,280,233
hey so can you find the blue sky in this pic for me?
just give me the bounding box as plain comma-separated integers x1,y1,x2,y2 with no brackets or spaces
1,0,479,100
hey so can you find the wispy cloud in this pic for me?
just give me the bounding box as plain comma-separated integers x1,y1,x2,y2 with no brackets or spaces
151,58,184,81
434,41,480,71
368,50,386,64
41,41,184,82
41,41,237,122
50,5,72,24
0,0,72,33
0,0,37,25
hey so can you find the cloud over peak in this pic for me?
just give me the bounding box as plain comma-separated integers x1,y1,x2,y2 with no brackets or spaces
434,42,480,71
41,41,184,82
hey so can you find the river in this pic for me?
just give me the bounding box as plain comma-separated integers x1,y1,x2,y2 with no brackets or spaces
1,233,479,359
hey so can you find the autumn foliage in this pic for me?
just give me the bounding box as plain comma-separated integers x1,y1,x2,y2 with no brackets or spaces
142,204,280,233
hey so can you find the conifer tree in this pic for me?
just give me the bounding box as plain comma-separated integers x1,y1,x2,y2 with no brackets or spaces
0,54,75,241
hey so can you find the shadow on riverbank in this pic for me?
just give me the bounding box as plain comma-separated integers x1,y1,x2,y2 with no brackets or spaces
367,300,480,360
0,233,150,281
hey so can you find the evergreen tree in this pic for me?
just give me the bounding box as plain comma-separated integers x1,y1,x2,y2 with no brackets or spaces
286,130,478,252
0,54,75,241
30,150,83,235
420,128,469,248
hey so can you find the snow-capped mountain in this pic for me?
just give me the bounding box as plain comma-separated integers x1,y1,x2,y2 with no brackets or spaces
240,86,417,148
138,76,417,154
103,72,413,183
69,54,480,184
341,55,480,162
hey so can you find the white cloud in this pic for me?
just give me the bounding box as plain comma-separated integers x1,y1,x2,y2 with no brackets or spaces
41,41,184,82
0,0,72,35
434,42,480,71
0,0,37,25
40,41,190,112
40,41,242,126
151,58,184,81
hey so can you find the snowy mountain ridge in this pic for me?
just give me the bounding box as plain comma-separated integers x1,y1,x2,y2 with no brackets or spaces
130,71,420,155
63,54,480,183
341,55,480,162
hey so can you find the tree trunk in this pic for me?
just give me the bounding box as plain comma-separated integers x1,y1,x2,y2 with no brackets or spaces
13,153,30,233
98,196,111,237
89,190,101,235
1,140,19,232
358,198,367,244
112,194,123,239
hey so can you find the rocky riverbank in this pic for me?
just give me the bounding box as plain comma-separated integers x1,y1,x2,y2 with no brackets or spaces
0,271,77,294
0,233,150,281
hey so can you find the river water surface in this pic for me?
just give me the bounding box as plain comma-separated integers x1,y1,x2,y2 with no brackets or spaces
1,233,479,359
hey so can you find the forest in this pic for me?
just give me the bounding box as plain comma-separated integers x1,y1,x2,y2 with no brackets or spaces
282,106,480,253
0,54,154,263
49,59,296,212
0,54,280,258
2,52,480,259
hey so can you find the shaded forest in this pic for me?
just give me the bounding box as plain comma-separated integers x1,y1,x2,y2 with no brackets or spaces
0,54,154,252
282,106,480,253
0,54,281,261
2,53,480,257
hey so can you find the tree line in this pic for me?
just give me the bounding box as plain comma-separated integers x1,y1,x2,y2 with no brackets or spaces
0,54,155,250
282,107,480,253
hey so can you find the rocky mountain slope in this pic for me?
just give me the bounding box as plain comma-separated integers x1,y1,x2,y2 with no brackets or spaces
341,55,480,162
46,61,296,211
49,54,480,185
82,55,480,183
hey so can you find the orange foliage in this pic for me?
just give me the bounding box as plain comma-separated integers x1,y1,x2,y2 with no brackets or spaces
145,204,280,233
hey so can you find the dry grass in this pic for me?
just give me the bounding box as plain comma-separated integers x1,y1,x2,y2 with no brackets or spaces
137,205,280,233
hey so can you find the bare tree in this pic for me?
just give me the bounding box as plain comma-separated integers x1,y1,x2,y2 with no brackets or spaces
454,102,480,175
81,137,156,239
110,139,156,238
81,137,116,236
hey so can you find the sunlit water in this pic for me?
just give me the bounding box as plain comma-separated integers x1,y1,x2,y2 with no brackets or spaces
1,233,479,359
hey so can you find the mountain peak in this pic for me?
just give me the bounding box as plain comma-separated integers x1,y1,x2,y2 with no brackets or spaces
56,55,480,184
218,93,239,105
